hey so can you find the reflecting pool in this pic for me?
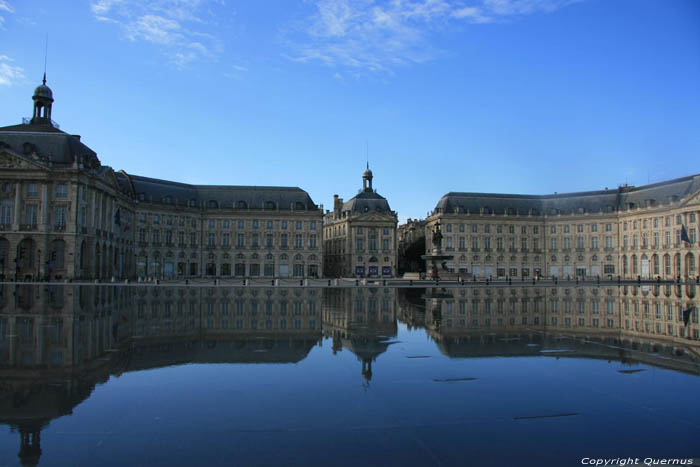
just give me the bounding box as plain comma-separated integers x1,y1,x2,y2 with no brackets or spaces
0,284,699,466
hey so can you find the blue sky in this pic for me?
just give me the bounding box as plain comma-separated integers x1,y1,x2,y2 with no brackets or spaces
1,0,699,221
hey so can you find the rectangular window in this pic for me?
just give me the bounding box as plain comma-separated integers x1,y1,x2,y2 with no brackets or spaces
24,204,38,225
0,200,13,225
295,234,302,248
209,219,215,229
27,183,38,197
55,184,68,198
54,206,67,227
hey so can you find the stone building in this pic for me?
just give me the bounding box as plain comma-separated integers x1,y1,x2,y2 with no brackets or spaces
323,166,398,278
125,175,323,280
397,217,426,275
0,76,137,281
0,78,322,280
426,176,700,280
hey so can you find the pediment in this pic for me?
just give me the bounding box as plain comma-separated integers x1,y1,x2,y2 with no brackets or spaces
354,212,396,222
681,190,700,207
0,148,49,170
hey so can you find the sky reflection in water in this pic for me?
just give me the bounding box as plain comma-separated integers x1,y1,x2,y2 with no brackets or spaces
0,284,698,466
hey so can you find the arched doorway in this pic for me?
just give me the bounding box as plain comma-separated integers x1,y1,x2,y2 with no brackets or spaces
0,237,9,278
79,240,88,278
49,239,66,279
16,238,35,279
686,253,696,278
641,254,649,278
95,243,101,280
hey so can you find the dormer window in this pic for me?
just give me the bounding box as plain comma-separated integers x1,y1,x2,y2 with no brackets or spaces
138,193,145,201
237,201,247,209
295,202,305,210
189,199,196,207
208,200,219,209
266,201,276,210
163,196,172,204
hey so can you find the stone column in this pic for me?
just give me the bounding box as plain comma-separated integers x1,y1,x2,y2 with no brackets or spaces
41,183,49,228
13,182,21,230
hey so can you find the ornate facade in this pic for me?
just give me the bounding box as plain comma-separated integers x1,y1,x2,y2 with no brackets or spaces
0,79,322,280
426,176,700,280
323,167,398,278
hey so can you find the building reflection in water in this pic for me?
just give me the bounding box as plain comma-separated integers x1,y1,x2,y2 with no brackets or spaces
409,284,700,374
323,288,398,384
0,285,326,466
0,284,698,465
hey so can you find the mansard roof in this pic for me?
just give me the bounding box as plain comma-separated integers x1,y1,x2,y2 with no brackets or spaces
434,174,700,216
120,172,320,211
0,122,100,168
342,190,393,215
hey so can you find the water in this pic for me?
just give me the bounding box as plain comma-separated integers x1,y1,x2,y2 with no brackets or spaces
0,284,699,466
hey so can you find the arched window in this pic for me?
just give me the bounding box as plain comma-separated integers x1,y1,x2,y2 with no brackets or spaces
265,201,276,210
237,201,247,209
208,200,219,209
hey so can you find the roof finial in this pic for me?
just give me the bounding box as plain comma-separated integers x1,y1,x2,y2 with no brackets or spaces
43,33,48,85
366,140,369,169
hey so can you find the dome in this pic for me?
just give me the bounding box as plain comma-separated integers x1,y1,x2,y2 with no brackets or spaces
33,84,53,101
363,167,373,178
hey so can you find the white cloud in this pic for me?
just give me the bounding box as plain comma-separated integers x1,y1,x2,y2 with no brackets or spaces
0,54,25,86
0,0,13,13
89,0,223,67
223,64,250,79
0,0,12,29
288,0,582,74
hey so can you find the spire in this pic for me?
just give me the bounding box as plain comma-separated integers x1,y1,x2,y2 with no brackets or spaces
30,73,54,125
362,164,373,192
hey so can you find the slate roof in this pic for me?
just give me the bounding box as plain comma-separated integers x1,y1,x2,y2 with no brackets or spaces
120,172,320,211
435,174,700,216
0,122,100,168
342,190,393,214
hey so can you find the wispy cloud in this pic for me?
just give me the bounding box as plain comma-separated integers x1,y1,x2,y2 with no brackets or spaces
0,54,25,86
223,64,249,79
89,0,224,68
0,0,13,29
287,0,581,74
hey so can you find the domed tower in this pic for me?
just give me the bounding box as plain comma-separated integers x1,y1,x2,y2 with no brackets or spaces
362,163,373,192
30,73,54,125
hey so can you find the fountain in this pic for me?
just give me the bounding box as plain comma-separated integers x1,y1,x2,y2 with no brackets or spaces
421,222,456,280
